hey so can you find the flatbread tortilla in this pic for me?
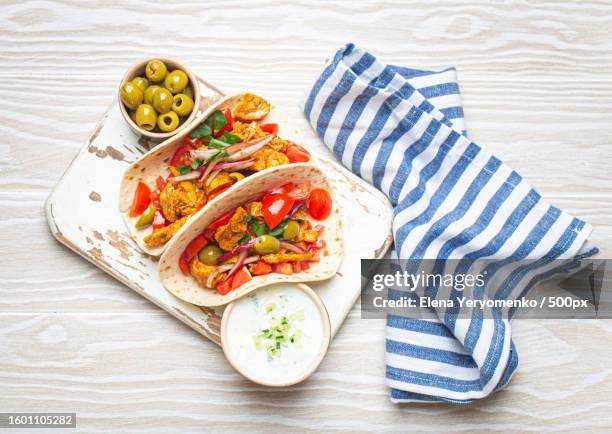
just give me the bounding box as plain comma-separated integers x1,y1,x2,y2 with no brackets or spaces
158,163,344,307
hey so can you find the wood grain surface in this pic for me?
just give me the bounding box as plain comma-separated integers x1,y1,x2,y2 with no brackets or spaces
1,0,611,432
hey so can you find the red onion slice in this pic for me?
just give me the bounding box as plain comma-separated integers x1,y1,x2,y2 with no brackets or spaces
279,241,307,254
217,237,259,263
223,250,247,283
168,171,200,182
199,159,218,184
205,263,233,288
191,149,218,160
223,134,274,162
204,255,260,288
205,167,223,186
215,159,255,171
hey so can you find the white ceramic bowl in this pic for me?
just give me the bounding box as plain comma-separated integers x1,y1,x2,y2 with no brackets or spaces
220,283,331,387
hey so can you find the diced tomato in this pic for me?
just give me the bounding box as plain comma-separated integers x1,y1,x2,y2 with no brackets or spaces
273,262,294,275
150,189,161,208
216,278,233,295
179,254,190,276
208,210,234,230
300,261,310,271
262,193,295,229
231,266,253,290
251,260,272,276
170,144,194,167
214,108,234,138
179,235,208,276
292,262,301,273
152,209,168,229
308,188,332,220
155,176,167,191
183,235,208,263
129,182,151,217
259,123,279,135
207,183,233,201
285,143,311,163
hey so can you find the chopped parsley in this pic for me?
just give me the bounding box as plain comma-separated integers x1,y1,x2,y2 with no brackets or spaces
176,165,191,175
252,305,305,359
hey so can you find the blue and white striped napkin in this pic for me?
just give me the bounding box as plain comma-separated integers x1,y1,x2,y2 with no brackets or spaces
303,43,598,403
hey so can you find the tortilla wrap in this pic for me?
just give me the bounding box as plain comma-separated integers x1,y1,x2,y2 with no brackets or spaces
119,93,303,256
158,163,344,307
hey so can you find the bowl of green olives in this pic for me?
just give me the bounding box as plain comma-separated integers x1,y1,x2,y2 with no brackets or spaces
119,58,201,140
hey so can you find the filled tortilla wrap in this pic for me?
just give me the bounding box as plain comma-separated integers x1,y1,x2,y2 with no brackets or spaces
158,163,343,307
119,93,313,256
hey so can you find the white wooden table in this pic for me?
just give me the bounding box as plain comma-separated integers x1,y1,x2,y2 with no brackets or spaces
1,1,611,431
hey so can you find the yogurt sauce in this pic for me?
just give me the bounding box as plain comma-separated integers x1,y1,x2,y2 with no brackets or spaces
223,284,328,385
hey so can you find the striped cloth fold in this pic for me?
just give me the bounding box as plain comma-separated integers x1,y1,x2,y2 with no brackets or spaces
303,43,597,403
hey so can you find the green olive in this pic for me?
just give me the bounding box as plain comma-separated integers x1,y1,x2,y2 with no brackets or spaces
283,220,300,241
131,76,149,93
198,245,223,265
183,86,194,99
143,85,161,105
164,69,189,94
157,111,179,132
119,82,143,110
135,104,157,131
152,88,173,114
135,205,155,228
145,59,168,83
172,93,194,116
254,235,280,255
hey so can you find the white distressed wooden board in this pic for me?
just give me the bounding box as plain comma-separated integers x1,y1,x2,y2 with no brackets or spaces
44,80,394,345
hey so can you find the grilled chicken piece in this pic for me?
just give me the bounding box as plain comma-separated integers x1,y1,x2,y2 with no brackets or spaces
251,146,289,172
246,201,263,218
204,172,234,196
144,217,187,248
214,206,248,251
233,93,270,121
297,221,319,243
268,136,290,152
231,121,266,142
190,257,218,288
261,252,314,264
159,181,203,222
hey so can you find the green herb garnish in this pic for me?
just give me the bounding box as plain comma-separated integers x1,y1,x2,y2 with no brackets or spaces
189,110,231,139
204,150,229,164
269,220,288,237
236,234,250,247
208,137,230,150
177,165,191,175
219,132,241,144
253,308,305,359
251,221,268,237
189,122,212,139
